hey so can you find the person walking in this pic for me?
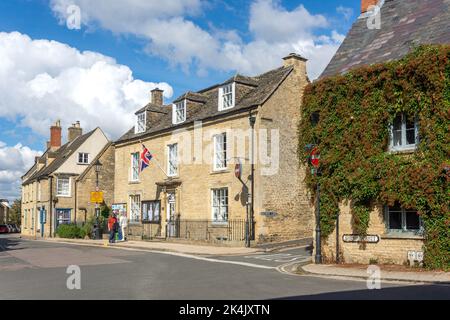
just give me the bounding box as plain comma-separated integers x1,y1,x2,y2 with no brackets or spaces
119,213,128,242
108,213,118,244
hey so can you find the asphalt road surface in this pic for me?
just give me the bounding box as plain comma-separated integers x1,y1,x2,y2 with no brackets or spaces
0,235,449,300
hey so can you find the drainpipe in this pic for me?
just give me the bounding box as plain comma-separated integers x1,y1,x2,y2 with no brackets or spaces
49,176,53,238
74,179,77,225
249,112,256,245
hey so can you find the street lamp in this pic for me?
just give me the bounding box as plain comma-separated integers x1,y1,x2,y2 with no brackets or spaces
95,159,103,187
94,159,102,240
247,112,256,248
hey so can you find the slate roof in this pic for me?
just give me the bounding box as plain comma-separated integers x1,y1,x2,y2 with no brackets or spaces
23,129,97,185
321,0,450,78
116,65,294,144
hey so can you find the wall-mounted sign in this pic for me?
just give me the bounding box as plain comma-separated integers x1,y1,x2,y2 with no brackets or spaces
235,163,242,179
342,234,380,243
112,203,127,217
408,251,424,262
90,191,104,204
261,211,278,218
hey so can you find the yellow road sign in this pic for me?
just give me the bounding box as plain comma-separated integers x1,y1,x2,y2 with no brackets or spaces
91,191,104,204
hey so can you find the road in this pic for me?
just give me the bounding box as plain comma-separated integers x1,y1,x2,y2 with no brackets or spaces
0,235,449,300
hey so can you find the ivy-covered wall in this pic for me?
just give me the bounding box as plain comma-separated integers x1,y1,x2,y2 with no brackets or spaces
298,45,449,270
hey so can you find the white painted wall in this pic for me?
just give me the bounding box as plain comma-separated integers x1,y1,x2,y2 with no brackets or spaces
55,128,109,174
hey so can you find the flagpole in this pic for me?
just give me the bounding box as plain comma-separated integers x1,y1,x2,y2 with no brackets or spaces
140,141,169,178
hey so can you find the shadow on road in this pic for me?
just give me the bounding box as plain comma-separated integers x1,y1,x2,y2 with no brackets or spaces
0,236,23,252
274,284,450,300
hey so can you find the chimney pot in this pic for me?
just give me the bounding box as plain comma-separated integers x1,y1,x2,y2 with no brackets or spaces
68,121,83,142
361,0,379,13
50,120,62,151
151,88,164,106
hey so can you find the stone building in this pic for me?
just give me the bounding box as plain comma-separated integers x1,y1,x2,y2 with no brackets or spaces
0,200,10,224
316,0,450,264
21,121,114,238
114,54,314,245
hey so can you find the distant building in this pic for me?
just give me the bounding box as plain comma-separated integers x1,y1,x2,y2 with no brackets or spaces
0,200,10,224
21,121,114,238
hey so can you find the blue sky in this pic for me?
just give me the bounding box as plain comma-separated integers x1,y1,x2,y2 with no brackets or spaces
0,0,360,199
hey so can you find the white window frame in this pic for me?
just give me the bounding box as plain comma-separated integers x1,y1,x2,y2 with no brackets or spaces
218,82,235,111
172,100,186,124
77,152,89,165
130,152,140,182
56,177,71,197
389,113,419,152
129,195,141,224
213,133,227,171
212,188,229,223
135,112,146,134
385,205,424,235
167,143,178,177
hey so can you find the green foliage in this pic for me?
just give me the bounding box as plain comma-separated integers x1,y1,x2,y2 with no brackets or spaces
100,202,111,220
299,45,450,270
79,216,96,239
56,224,82,239
8,199,22,225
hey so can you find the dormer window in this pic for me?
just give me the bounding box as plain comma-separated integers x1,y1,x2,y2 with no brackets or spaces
218,82,235,111
173,100,186,125
135,112,146,134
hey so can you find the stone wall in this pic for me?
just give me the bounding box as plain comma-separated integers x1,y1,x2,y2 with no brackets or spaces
76,144,115,223
255,57,314,243
319,203,425,265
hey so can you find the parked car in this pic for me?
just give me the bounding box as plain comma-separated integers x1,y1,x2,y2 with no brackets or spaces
0,225,9,234
6,224,14,233
11,224,20,233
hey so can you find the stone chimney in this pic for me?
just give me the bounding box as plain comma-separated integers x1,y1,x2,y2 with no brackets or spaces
68,121,83,142
50,120,62,151
361,0,379,13
151,88,164,106
283,53,308,76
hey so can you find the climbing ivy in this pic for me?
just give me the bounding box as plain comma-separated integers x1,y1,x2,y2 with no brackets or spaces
299,45,450,270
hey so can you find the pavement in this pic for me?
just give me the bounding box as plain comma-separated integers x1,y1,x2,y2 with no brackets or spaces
1,234,449,299
300,264,450,284
30,236,262,256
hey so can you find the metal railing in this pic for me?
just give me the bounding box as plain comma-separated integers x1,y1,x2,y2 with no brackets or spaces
167,218,252,242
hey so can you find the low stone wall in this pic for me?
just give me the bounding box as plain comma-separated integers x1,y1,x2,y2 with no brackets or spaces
319,203,425,265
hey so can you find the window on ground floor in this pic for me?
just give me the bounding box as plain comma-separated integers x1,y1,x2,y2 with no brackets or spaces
142,201,161,223
212,188,228,223
385,204,423,234
129,195,141,223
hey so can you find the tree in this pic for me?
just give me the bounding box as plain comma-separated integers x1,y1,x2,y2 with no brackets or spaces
8,199,21,225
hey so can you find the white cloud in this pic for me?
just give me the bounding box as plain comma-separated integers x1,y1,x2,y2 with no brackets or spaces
337,6,354,21
0,141,42,201
49,0,344,80
0,31,173,140
0,31,174,200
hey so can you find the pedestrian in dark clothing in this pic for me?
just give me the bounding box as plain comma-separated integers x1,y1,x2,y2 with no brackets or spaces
108,214,118,243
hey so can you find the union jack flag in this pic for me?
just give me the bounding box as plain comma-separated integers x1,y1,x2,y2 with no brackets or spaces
140,145,154,173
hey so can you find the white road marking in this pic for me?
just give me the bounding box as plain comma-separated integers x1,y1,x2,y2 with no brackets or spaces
245,253,312,263
26,239,276,270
